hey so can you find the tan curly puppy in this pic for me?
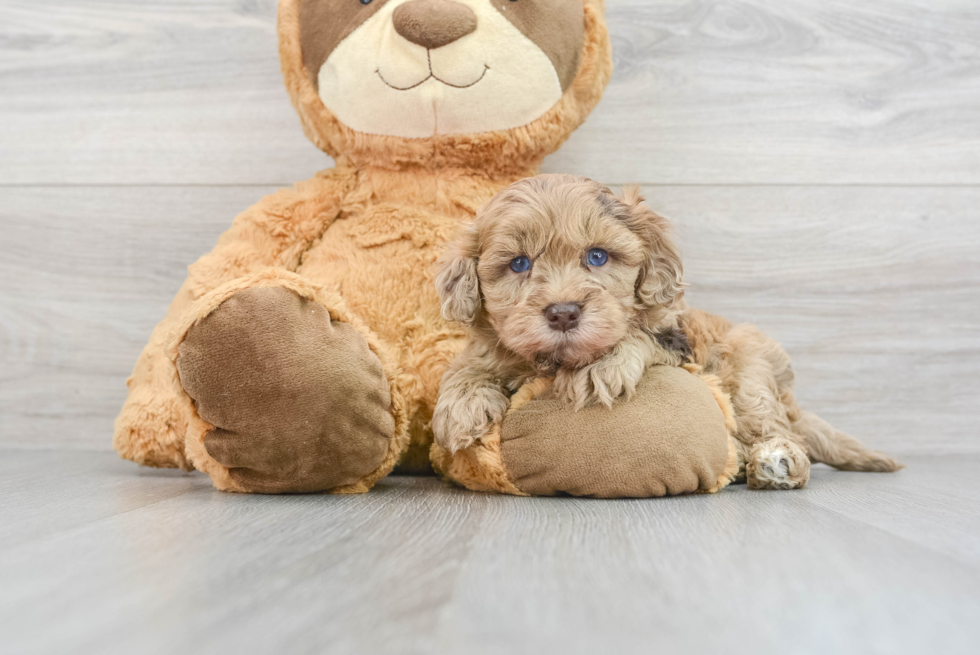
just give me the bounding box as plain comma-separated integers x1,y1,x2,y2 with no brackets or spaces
433,174,903,490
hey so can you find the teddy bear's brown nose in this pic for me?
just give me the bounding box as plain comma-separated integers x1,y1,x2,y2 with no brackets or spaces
393,0,478,50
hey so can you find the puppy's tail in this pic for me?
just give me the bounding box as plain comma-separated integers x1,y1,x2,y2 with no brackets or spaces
794,411,904,472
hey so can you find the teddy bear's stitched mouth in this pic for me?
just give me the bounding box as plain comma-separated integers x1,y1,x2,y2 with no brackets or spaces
376,48,490,92
376,64,489,91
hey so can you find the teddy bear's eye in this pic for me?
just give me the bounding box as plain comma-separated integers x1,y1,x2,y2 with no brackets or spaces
509,256,531,273
360,0,373,5
587,248,608,267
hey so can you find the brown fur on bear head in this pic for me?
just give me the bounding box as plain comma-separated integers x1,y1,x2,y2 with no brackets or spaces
278,0,612,175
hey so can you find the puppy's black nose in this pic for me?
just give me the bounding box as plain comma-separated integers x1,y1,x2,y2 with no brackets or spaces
544,303,581,332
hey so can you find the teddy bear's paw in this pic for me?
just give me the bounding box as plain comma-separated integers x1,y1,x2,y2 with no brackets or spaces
176,286,396,493
746,437,811,490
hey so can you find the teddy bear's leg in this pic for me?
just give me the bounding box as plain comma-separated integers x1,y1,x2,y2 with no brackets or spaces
114,279,200,470
171,270,408,493
114,338,194,470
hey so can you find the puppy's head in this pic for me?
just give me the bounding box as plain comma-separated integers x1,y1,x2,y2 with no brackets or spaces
437,174,685,367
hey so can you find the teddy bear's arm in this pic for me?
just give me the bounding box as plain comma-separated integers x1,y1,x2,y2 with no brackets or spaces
183,168,358,296
113,168,357,469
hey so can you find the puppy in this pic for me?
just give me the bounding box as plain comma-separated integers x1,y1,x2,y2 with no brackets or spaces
432,174,902,490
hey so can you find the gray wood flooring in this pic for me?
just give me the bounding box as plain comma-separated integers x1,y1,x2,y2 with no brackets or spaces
1,451,978,655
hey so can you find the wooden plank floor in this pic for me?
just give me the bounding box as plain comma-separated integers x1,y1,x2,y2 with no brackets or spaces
1,450,978,655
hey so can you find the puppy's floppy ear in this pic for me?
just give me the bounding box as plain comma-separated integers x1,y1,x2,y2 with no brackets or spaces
619,186,686,307
436,222,482,325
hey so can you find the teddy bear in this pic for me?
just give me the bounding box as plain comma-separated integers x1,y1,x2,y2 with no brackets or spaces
113,0,736,496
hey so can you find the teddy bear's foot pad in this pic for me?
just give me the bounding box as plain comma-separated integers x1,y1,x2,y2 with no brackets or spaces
498,366,733,498
176,286,395,493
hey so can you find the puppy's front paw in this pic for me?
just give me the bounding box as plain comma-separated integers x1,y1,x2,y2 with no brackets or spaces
587,356,643,407
432,388,509,455
557,350,646,410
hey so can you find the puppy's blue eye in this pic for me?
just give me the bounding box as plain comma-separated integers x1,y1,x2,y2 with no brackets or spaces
360,0,372,5
509,256,531,273
587,248,608,267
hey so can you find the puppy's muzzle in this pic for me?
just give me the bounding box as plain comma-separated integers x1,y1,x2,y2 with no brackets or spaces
544,303,581,332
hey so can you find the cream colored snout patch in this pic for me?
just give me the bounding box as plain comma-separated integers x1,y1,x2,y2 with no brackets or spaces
317,0,563,138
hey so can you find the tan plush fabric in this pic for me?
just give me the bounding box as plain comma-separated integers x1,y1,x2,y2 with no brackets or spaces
299,0,391,88
176,287,395,494
498,367,733,498
113,0,612,494
489,0,584,91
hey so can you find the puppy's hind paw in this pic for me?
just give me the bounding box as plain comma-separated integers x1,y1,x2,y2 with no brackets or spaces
746,437,810,490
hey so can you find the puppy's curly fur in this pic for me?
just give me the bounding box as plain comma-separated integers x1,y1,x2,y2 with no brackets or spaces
432,175,902,490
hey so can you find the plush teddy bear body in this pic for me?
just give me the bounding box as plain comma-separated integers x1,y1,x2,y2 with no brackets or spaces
113,0,615,493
